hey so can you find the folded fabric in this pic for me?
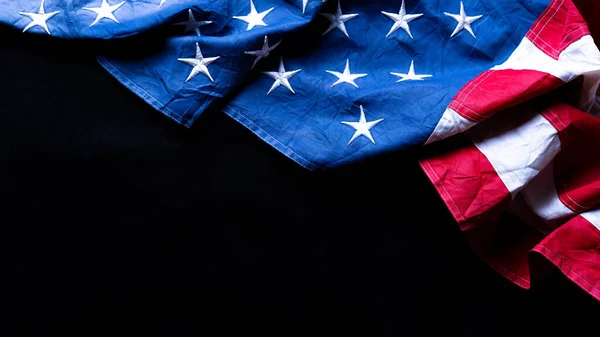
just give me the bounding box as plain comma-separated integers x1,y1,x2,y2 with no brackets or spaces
2,0,599,300
421,98,600,300
4,0,598,169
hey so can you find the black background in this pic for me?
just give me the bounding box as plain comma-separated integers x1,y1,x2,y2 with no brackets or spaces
1,25,599,336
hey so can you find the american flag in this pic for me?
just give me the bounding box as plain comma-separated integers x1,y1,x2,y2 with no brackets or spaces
2,0,599,300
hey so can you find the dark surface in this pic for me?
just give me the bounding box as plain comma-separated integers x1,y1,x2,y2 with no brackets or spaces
1,26,598,336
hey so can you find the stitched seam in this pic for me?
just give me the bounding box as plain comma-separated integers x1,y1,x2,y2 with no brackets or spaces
423,160,466,221
453,72,486,104
458,105,488,118
538,38,561,56
491,260,531,284
456,71,494,112
565,193,589,210
528,0,564,56
529,0,558,36
97,57,183,123
225,106,318,170
529,1,590,58
540,108,584,216
530,35,560,54
541,110,562,132
447,106,478,123
538,245,600,292
545,108,567,129
529,0,563,45
457,71,493,108
561,26,588,43
423,160,466,222
558,194,580,213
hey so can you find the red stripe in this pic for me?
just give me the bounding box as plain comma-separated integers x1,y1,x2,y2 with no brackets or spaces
526,0,590,59
421,102,594,229
539,102,573,133
552,105,600,212
464,214,544,289
532,215,600,301
448,0,590,123
449,70,562,122
419,142,510,230
420,100,600,299
420,141,535,288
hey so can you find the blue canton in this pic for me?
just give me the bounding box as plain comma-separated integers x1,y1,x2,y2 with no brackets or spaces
0,0,550,169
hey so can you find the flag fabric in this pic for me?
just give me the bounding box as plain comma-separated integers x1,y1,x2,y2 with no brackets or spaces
2,0,600,300
420,100,600,299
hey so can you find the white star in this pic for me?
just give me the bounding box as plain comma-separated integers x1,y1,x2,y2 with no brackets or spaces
341,106,384,145
83,0,125,27
18,0,60,35
159,0,166,7
302,0,309,14
321,0,359,38
390,60,432,82
178,43,221,83
381,0,423,38
174,9,212,36
233,0,274,31
444,1,483,38
263,58,302,95
245,36,281,69
325,59,367,88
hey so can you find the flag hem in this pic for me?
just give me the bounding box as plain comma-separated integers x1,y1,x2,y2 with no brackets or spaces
419,159,466,223
420,157,534,289
532,243,600,301
96,56,190,128
223,105,319,171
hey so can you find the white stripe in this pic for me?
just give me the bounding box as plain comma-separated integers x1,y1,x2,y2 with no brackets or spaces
425,107,476,145
467,112,561,197
581,209,600,231
520,162,575,223
507,194,554,235
493,35,600,112
560,36,600,112
426,35,600,145
492,36,600,82
491,38,558,75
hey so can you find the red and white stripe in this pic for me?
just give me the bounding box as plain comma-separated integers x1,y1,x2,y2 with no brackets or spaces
532,208,600,300
425,0,600,145
420,100,600,299
517,163,575,229
422,102,600,229
582,209,600,231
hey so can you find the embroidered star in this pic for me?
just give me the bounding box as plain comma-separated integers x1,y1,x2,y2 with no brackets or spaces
321,0,358,38
233,0,274,31
341,106,384,145
159,0,166,7
18,0,60,35
263,58,302,95
178,43,220,82
83,0,125,27
325,59,367,88
174,9,212,36
444,1,483,38
381,0,423,38
302,0,309,13
390,60,432,82
245,36,281,69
